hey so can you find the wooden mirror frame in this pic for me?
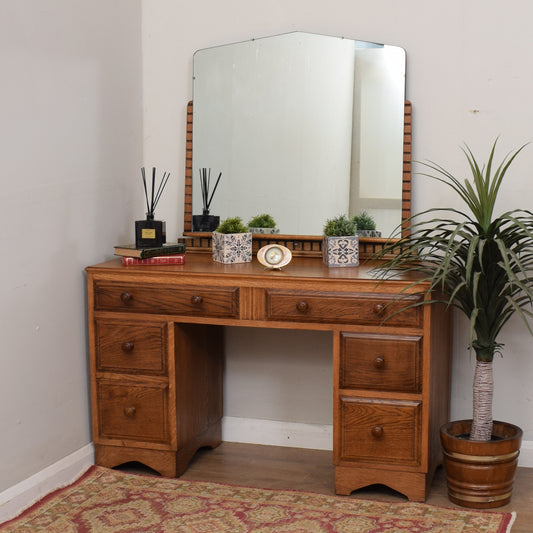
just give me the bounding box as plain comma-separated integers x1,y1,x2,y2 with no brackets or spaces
183,100,411,259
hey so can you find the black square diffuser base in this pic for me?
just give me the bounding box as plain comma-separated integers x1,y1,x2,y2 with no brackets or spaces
135,219,165,248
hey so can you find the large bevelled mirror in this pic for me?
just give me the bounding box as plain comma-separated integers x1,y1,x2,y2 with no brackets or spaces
190,31,407,239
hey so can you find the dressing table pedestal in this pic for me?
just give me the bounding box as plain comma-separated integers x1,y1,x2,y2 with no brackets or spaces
86,254,451,501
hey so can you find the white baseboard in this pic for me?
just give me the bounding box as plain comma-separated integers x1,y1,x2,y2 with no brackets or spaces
519,440,533,467
0,443,95,524
223,416,533,467
222,416,333,450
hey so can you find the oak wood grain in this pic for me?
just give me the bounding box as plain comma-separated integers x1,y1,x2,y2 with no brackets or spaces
87,253,451,502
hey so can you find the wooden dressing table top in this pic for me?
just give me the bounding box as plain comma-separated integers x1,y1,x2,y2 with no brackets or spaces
88,254,422,286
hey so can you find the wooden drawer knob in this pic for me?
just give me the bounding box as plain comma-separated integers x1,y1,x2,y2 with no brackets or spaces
191,295,203,305
120,292,133,304
296,301,309,312
371,426,384,438
123,406,136,417
373,356,385,368
121,341,134,352
374,303,385,316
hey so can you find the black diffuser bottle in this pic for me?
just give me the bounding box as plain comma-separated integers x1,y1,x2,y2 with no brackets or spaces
135,167,169,248
192,168,222,232
135,213,166,248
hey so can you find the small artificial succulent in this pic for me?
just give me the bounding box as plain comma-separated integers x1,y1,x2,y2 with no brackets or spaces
215,216,249,234
352,211,376,231
323,214,357,236
248,213,277,229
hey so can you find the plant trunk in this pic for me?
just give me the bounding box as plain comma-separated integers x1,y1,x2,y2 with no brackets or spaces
470,360,493,441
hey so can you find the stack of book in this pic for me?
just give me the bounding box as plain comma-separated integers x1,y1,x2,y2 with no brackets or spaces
114,243,186,266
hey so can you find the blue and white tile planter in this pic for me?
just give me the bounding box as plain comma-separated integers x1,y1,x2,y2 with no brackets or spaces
212,231,253,264
248,227,280,234
356,229,382,238
323,235,359,267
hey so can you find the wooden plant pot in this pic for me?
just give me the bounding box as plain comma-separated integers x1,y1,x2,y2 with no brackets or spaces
440,419,522,509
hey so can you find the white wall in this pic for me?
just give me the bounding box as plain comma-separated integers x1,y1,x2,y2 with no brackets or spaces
143,0,533,443
0,0,142,492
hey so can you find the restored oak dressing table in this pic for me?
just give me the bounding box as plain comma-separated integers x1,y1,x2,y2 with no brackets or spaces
86,254,452,501
87,33,452,501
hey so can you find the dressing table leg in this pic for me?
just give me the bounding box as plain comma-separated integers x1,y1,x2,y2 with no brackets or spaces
335,466,429,502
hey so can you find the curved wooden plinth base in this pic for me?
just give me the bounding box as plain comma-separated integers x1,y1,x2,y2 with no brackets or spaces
335,466,431,502
95,422,222,478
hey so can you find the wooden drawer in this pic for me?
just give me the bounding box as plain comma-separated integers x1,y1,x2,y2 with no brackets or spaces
338,397,421,466
95,320,167,375
340,333,421,392
265,290,422,327
94,282,239,318
97,380,169,444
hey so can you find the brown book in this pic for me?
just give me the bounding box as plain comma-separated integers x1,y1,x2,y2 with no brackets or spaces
122,254,186,266
114,243,186,258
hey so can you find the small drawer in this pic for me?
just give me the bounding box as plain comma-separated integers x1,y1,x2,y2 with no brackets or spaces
265,290,422,327
95,320,167,375
97,380,169,444
94,282,239,318
338,397,421,466
340,333,421,392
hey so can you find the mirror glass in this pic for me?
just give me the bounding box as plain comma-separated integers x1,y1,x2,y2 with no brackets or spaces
192,32,406,237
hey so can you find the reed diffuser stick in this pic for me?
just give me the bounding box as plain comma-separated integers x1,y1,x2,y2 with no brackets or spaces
141,167,150,214
199,167,222,214
207,172,222,209
140,167,170,219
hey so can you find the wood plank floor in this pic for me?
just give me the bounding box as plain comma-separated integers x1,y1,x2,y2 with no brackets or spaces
171,442,532,532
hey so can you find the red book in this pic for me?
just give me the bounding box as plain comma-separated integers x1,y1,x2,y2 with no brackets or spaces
122,254,186,266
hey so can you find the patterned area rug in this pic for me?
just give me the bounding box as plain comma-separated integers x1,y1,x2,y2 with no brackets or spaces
1,466,515,532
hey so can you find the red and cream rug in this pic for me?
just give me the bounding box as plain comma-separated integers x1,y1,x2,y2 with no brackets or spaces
1,466,515,532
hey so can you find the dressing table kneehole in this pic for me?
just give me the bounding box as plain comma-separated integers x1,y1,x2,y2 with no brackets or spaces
86,254,452,501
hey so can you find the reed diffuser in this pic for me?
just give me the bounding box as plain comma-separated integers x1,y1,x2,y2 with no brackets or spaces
135,167,170,248
192,168,222,232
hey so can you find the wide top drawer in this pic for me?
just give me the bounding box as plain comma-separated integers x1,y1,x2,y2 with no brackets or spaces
93,282,239,317
265,290,422,327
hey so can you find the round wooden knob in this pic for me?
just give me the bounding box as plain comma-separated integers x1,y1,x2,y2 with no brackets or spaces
296,301,309,312
191,295,203,305
121,341,135,352
374,303,385,315
373,356,385,368
123,406,136,417
371,426,384,438
120,292,133,304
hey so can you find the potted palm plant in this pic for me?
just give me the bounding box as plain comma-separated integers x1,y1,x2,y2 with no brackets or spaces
322,214,359,267
374,139,533,508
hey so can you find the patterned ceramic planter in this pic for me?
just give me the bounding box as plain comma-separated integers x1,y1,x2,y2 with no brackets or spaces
212,231,253,263
249,227,280,234
323,235,359,267
356,229,382,238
